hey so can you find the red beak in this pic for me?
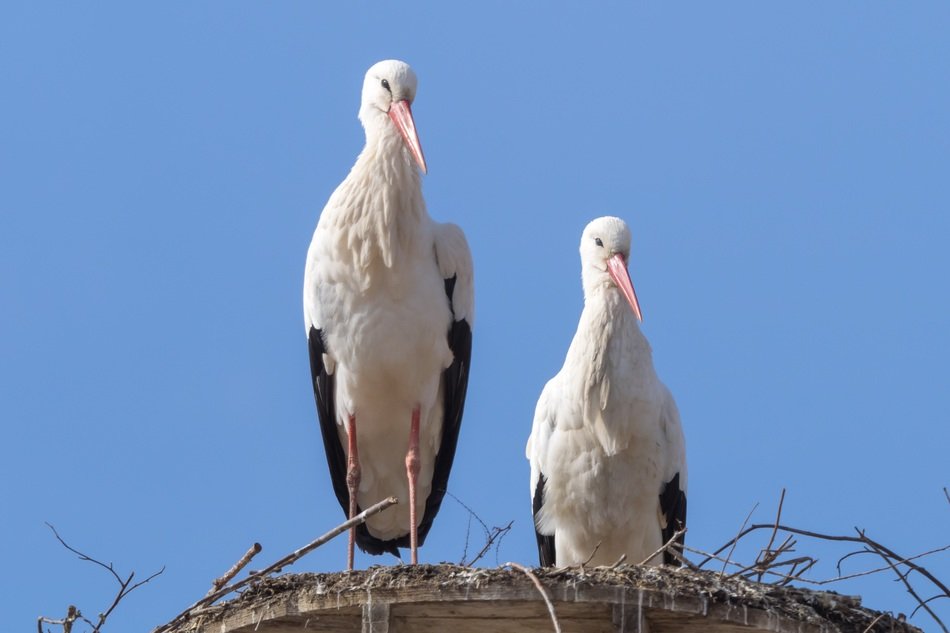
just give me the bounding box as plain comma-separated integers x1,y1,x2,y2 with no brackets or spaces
606,253,643,322
388,99,427,174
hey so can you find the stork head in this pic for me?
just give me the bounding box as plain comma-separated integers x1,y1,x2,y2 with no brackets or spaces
359,59,427,174
580,216,643,321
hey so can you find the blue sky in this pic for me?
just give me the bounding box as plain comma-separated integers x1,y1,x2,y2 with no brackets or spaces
3,2,948,630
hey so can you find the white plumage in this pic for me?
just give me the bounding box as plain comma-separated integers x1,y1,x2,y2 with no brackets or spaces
526,216,687,567
304,60,474,568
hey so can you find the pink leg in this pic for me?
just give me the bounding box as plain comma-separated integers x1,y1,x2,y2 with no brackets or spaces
405,406,421,564
346,414,360,571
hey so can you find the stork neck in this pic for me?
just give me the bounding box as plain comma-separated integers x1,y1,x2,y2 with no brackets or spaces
577,285,649,354
327,121,427,272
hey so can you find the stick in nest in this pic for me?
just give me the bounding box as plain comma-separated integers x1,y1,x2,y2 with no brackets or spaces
206,543,263,597
153,496,398,633
715,501,758,577
503,562,562,633
637,527,688,567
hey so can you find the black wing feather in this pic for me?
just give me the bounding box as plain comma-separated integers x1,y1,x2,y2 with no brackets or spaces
308,325,399,557
658,472,687,566
533,472,556,566
413,275,472,546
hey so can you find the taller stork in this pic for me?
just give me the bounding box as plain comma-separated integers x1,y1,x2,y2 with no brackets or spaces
526,216,686,567
304,60,474,569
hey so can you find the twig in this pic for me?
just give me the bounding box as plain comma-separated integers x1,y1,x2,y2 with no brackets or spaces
861,612,886,633
503,562,561,633
92,567,165,632
153,496,398,633
707,521,949,596
859,528,947,633
755,489,788,583
665,545,700,571
467,521,513,567
42,524,164,633
610,554,627,569
716,502,758,577
446,491,509,566
637,527,687,566
911,594,950,618
579,541,603,570
206,543,262,597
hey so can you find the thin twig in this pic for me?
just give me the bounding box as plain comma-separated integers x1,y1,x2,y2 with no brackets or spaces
707,520,949,596
42,524,164,633
717,502,759,577
92,567,165,633
911,594,950,618
467,521,514,567
665,546,700,571
859,528,947,633
861,612,886,633
206,543,262,597
445,491,509,566
610,554,627,569
580,541,603,568
45,523,123,585
153,496,398,633
503,562,561,633
637,528,687,567
759,489,787,573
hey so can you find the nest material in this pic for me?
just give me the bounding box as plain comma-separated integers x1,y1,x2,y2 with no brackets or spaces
168,563,920,633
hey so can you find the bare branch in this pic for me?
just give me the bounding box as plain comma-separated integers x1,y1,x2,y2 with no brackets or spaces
153,496,398,633
579,541,603,569
638,527,687,567
41,525,164,633
861,612,886,633
503,562,561,633
859,528,947,633
45,523,123,585
467,521,513,567
206,543,262,597
911,594,950,618
714,501,758,576
445,492,510,566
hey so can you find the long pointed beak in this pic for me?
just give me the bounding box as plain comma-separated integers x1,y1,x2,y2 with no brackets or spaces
606,253,643,322
388,99,427,174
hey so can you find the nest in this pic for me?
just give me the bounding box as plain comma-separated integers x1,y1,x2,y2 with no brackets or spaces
167,563,919,633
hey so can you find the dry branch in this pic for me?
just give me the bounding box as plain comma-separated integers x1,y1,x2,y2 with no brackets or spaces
40,524,164,633
718,501,758,578
445,491,512,567
467,521,513,567
692,490,949,632
153,496,397,633
637,527,687,567
205,543,262,597
503,562,561,633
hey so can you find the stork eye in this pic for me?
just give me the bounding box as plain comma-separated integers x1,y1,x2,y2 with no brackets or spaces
594,237,603,247
381,79,391,93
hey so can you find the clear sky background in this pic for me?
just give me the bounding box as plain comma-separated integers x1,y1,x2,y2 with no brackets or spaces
3,3,948,631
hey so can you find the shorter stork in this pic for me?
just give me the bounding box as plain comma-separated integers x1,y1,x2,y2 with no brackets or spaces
526,216,687,567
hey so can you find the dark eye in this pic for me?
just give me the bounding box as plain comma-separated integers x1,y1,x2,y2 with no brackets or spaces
381,79,391,93
594,237,603,247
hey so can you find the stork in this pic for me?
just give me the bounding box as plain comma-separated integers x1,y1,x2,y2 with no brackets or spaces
303,60,473,569
526,216,686,567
